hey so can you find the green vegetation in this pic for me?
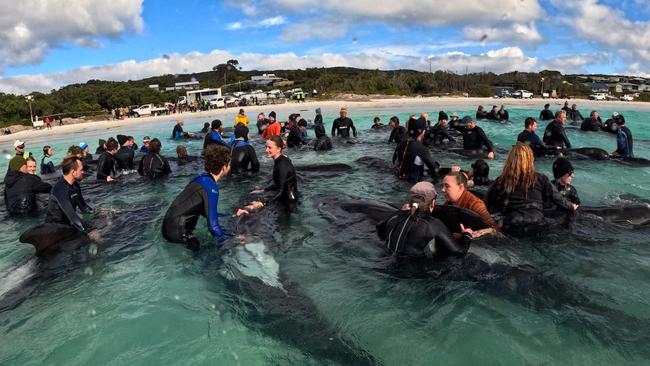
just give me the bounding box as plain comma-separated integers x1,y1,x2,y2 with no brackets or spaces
0,64,617,127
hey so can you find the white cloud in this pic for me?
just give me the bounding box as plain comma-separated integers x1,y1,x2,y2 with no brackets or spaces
420,47,538,74
281,20,348,42
464,22,543,47
227,16,287,30
0,0,143,69
539,53,609,74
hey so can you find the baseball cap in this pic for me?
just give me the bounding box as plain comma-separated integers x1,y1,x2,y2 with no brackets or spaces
13,140,25,148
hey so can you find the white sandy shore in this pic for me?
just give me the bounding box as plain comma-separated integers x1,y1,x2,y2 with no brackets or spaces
2,96,649,144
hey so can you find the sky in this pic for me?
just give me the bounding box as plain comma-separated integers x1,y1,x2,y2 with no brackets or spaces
0,0,649,95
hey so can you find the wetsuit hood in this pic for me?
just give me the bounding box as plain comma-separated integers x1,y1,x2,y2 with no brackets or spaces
4,170,24,189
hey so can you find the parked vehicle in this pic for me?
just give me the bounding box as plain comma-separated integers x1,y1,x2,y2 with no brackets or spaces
133,103,173,117
512,89,533,99
209,98,225,108
620,94,636,101
589,93,607,101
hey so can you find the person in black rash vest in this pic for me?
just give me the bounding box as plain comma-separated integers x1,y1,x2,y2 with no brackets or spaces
114,134,135,170
312,113,332,151
551,157,580,205
539,103,554,121
487,105,499,120
459,118,495,159
371,116,384,129
287,119,308,148
200,122,210,134
96,138,118,182
568,104,584,122
393,116,440,182
580,111,603,131
485,143,577,235
476,105,488,119
95,139,107,155
426,111,456,146
256,112,269,135
203,119,227,150
230,124,260,175
543,110,571,148
138,138,171,179
388,116,406,144
331,107,357,138
497,105,509,121
40,146,56,175
377,182,474,259
45,156,95,235
162,144,232,251
4,158,52,215
244,136,298,213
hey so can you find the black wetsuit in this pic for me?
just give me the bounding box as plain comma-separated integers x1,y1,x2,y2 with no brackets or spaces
569,109,584,122
517,130,554,156
497,109,509,120
95,146,106,155
371,123,385,130
4,170,52,215
162,173,229,249
476,110,488,119
603,119,618,134
539,108,554,121
264,154,298,211
176,156,199,166
393,138,440,182
257,118,269,135
115,146,135,170
426,123,456,145
377,211,472,258
287,126,307,148
552,179,580,205
461,126,494,152
487,110,499,120
331,117,357,138
543,121,571,148
96,152,117,181
230,140,260,175
137,152,171,179
45,178,93,232
40,156,56,175
313,122,332,151
172,124,184,139
388,125,407,144
580,117,603,131
485,173,573,234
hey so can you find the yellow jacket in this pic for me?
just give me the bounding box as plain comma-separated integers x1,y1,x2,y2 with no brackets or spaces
234,114,249,127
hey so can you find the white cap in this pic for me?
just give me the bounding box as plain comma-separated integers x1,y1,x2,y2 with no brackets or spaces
13,140,25,148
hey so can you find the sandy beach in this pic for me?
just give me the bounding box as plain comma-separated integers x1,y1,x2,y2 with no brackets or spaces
2,96,649,144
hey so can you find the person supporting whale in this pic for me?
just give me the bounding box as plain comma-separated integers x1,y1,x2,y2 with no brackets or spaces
393,116,440,182
543,110,571,148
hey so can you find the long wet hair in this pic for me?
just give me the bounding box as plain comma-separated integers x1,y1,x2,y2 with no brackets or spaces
496,142,536,194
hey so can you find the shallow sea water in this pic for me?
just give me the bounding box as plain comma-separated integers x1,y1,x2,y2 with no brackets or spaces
1,104,649,365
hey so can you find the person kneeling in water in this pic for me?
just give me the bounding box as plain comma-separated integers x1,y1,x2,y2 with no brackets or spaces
441,171,498,237
162,144,231,250
377,182,474,259
552,158,580,205
138,138,172,179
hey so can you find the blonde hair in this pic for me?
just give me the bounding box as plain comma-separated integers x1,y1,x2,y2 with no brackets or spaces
420,112,429,121
497,143,536,194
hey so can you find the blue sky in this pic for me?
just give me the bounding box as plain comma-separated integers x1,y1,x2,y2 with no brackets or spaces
0,0,649,94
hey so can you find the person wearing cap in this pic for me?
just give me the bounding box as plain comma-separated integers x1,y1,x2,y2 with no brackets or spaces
539,103,554,121
7,140,27,173
115,135,135,171
96,138,119,182
497,105,509,121
203,119,227,151
262,111,281,139
388,116,406,144
162,144,232,250
287,119,309,148
376,181,475,259
485,143,577,235
230,124,260,175
487,105,499,120
611,117,634,159
476,105,488,120
234,109,249,127
552,157,580,206
459,117,495,159
426,111,456,146
331,107,357,138
568,104,584,122
543,110,571,149
256,112,269,135
140,136,152,153
580,111,603,132
393,116,440,182
4,157,52,215
138,138,171,179
41,146,56,175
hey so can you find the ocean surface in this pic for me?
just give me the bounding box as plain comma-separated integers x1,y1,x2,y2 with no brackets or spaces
1,105,649,365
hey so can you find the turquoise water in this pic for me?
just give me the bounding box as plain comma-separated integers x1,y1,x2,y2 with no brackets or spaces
1,105,650,365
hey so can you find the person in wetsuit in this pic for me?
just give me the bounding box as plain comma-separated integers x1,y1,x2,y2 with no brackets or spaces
4,158,52,215
140,136,152,153
469,159,491,187
256,112,269,135
230,124,260,175
244,136,298,213
45,156,96,236
497,105,509,121
313,113,333,151
96,138,118,182
543,110,571,148
485,143,577,235
203,119,227,150
95,139,107,155
200,123,210,134
162,144,232,250
612,118,634,158
539,103,554,121
580,111,603,131
376,182,474,259
476,105,488,120
388,116,407,144
487,105,499,120
40,145,56,175
426,111,456,146
287,119,308,148
517,117,558,157
459,118,495,159
371,116,384,129
603,112,624,134
568,104,584,122
551,157,580,205
138,138,171,179
172,119,188,140
331,107,357,138
175,145,198,165
115,134,135,171
393,116,440,182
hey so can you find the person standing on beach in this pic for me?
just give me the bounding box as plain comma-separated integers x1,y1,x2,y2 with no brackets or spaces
331,107,357,138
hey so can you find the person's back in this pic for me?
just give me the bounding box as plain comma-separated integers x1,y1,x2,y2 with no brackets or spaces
41,155,56,175
393,138,439,182
234,112,249,127
115,146,135,170
389,125,406,144
172,123,184,139
5,170,52,214
96,151,117,181
580,117,602,131
230,140,260,175
616,125,634,158
540,107,554,120
287,125,306,148
138,152,171,179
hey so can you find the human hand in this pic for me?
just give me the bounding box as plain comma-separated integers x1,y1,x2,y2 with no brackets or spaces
88,229,101,241
571,204,579,211
460,223,474,237
106,176,114,182
235,209,249,217
487,151,495,160
250,189,264,195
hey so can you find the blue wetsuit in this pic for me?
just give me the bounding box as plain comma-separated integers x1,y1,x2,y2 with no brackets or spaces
203,130,227,150
162,173,229,249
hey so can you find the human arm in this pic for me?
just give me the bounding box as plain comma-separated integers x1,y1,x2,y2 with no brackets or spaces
542,175,577,211
350,119,357,138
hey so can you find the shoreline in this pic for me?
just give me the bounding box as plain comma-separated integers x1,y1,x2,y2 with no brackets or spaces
2,96,649,144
